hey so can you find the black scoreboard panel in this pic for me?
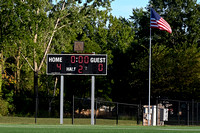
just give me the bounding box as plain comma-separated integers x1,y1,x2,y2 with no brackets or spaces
47,54,107,75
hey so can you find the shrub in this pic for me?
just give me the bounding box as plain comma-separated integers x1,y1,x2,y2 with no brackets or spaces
0,98,9,116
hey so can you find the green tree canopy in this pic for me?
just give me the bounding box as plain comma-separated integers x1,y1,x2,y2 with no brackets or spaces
129,0,200,101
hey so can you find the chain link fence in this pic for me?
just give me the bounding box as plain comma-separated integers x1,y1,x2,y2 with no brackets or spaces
30,94,200,126
72,97,142,125
159,99,200,125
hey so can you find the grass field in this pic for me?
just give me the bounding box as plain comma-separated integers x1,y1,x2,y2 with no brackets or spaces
0,116,138,125
1,124,200,133
1,117,200,133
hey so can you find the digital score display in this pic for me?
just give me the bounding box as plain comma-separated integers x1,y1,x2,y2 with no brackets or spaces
47,54,107,75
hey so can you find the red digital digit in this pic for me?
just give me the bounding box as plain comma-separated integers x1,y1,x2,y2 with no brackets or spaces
98,64,103,72
84,56,89,64
71,56,76,63
56,64,62,70
78,65,83,73
78,56,83,64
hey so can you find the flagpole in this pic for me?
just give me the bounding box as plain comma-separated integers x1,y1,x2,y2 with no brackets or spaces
148,7,152,126
148,6,172,126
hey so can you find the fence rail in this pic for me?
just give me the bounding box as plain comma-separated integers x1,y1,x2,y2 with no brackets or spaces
72,97,141,125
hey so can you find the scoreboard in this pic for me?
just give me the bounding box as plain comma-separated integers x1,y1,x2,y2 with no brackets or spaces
47,54,107,75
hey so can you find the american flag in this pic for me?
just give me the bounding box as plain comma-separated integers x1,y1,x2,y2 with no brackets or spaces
150,8,172,34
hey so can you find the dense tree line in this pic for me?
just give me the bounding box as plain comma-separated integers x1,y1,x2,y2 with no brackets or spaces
0,0,200,116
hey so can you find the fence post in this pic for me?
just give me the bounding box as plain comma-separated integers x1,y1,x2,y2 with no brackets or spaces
137,104,140,125
187,102,190,126
197,102,199,125
192,99,194,125
178,101,180,125
116,102,118,125
72,95,74,125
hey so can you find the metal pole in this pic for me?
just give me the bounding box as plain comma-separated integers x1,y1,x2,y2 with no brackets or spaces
137,104,140,125
188,102,190,125
60,75,64,124
148,9,152,126
197,103,199,125
72,95,74,125
91,76,95,125
192,99,194,125
116,102,119,125
178,101,180,125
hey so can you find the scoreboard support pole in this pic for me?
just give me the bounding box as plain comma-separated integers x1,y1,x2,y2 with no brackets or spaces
91,76,95,125
60,75,64,124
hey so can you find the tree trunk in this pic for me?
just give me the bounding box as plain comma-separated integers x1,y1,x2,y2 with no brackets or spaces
15,47,21,93
34,71,39,123
34,46,39,123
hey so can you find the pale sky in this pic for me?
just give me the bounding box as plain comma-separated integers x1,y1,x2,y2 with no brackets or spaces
111,0,200,19
54,0,200,19
111,0,149,19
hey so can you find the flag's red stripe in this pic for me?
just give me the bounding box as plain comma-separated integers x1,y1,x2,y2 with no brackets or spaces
150,17,172,33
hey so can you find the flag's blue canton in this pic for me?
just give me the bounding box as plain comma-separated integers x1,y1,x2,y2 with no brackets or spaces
151,8,161,20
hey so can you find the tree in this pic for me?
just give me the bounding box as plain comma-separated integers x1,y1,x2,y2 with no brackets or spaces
106,16,136,103
0,52,2,96
129,0,200,101
0,0,114,115
150,0,200,47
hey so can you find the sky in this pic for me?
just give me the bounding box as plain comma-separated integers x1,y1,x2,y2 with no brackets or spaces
54,0,200,19
111,0,200,19
111,0,149,19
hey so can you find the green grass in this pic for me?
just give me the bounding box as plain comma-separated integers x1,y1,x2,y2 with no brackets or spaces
0,116,139,125
1,117,200,133
1,124,200,133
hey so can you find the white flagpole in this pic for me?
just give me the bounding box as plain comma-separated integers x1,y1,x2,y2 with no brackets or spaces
148,7,152,126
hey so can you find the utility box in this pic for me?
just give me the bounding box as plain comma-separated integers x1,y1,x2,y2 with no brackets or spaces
143,105,156,126
157,104,168,125
143,104,168,126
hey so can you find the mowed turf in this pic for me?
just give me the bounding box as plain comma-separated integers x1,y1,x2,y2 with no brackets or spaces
1,125,200,133
0,117,138,125
1,117,200,133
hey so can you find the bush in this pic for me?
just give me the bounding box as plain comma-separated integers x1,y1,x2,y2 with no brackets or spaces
0,98,9,116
